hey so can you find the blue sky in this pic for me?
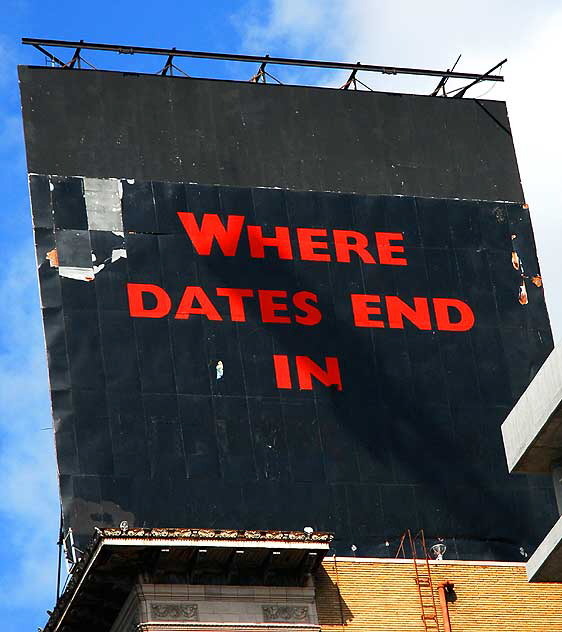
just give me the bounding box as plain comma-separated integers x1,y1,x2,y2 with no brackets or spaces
1,1,561,630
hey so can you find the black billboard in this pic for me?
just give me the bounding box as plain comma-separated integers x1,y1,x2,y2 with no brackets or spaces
20,67,556,560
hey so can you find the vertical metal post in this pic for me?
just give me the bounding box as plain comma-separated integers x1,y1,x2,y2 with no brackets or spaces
56,507,63,601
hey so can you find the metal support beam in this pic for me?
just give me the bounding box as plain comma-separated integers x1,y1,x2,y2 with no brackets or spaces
66,46,82,69
452,58,507,98
22,37,505,83
430,54,462,97
341,67,358,90
250,60,268,83
31,43,66,67
161,53,174,76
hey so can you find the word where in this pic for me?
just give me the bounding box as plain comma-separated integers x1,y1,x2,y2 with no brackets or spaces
177,212,408,265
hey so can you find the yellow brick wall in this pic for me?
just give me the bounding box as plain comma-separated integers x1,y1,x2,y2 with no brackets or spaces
316,557,562,632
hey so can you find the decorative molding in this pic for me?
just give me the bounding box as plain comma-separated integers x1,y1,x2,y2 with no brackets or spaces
262,605,310,622
100,527,333,543
150,603,199,621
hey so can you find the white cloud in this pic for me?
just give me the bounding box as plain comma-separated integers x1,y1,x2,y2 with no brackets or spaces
237,0,562,337
237,0,336,54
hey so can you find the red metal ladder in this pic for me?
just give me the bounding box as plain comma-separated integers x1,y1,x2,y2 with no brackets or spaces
396,529,440,631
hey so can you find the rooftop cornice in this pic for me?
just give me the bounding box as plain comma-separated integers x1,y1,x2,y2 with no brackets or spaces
42,527,334,632
96,526,334,543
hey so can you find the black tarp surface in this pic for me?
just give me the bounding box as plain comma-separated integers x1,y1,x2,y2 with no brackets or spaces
20,67,523,202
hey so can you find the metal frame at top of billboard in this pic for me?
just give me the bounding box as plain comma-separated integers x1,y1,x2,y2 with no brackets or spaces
21,37,506,98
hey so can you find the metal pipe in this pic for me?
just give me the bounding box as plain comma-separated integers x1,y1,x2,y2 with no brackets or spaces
30,43,66,67
438,581,454,632
21,37,504,83
452,58,507,98
56,507,63,601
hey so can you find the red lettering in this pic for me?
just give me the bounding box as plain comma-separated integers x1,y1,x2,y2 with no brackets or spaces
386,296,431,330
258,290,291,324
216,288,254,322
273,354,292,389
177,212,245,256
297,228,331,262
127,283,171,318
375,232,407,265
247,225,293,260
350,294,384,328
176,286,222,321
293,291,322,326
333,230,376,264
296,356,342,391
433,298,475,332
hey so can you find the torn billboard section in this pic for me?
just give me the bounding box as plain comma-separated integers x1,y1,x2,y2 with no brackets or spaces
36,176,126,282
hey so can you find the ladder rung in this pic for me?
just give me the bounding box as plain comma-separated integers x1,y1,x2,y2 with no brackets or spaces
422,614,437,620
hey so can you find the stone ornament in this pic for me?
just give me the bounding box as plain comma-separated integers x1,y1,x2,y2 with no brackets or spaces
262,605,310,622
150,603,199,621
99,526,333,543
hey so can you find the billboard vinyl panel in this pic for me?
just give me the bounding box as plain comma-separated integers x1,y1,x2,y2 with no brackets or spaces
20,67,555,559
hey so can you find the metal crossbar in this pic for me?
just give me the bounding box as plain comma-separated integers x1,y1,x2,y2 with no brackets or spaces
22,37,505,93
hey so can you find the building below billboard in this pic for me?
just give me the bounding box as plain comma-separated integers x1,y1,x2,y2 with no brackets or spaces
42,526,562,632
